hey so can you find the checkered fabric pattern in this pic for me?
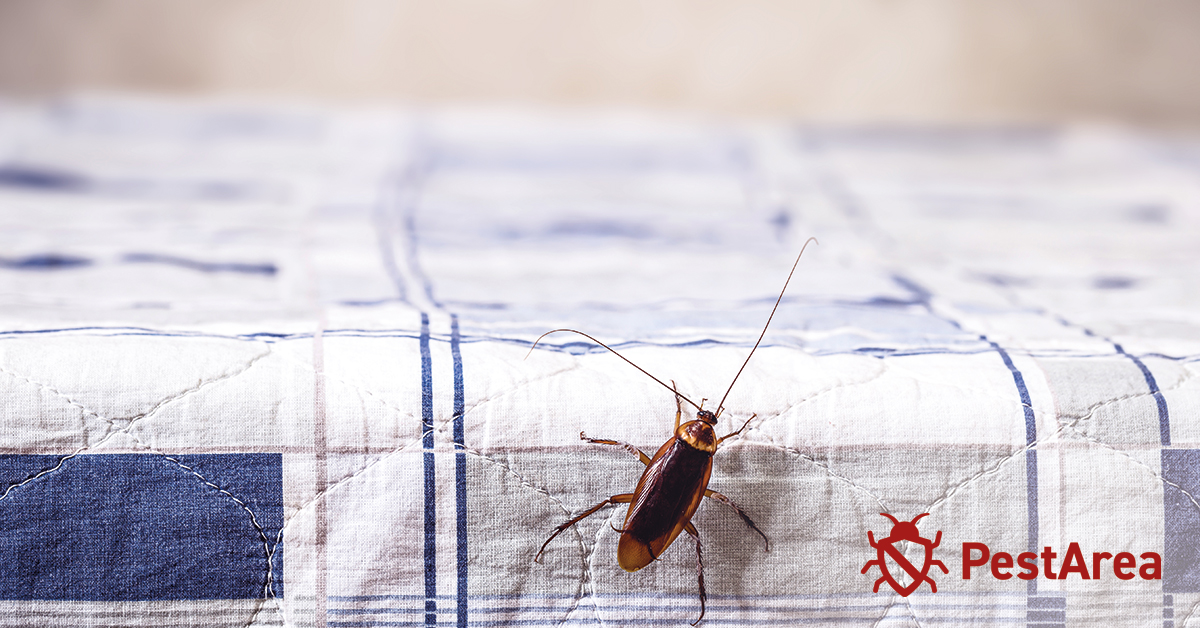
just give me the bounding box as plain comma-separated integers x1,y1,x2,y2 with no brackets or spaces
1,97,1198,627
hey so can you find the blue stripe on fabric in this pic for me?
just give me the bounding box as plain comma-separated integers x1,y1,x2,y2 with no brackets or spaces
1058,319,1174,628
451,314,468,628
328,603,1030,615
326,618,1028,627
887,276,1042,602
983,338,1040,600
0,453,282,601
2,324,1170,363
1025,450,1038,571
332,591,1032,601
374,185,409,306
1073,322,1173,446
1112,343,1171,446
1026,596,1066,609
4,324,1172,362
395,150,441,309
420,312,436,626
0,253,92,270
0,165,89,191
984,339,1037,446
121,252,277,276
1127,346,1170,628
1161,450,1200,592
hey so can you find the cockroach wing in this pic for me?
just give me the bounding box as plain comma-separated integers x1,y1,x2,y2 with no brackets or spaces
617,437,714,572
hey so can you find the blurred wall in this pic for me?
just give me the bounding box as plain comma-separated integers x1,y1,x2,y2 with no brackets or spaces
1,0,1199,125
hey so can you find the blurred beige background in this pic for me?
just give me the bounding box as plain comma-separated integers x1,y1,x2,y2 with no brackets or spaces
1,0,1199,126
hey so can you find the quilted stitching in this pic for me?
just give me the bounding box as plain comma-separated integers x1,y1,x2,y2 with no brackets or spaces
0,99,1197,627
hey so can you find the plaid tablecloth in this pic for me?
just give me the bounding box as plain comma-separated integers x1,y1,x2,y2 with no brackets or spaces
1,97,1198,627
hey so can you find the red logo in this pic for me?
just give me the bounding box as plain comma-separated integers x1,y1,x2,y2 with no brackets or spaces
862,513,948,596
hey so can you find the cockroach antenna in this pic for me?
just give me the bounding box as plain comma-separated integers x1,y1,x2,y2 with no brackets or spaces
526,328,706,413
714,236,818,418
526,236,818,421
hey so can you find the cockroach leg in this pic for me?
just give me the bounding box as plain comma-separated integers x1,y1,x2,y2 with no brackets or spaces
672,379,683,433
535,493,634,563
685,524,706,626
580,431,651,466
716,413,757,445
704,489,770,551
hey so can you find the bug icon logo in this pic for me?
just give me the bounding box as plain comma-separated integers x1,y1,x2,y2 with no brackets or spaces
862,513,948,596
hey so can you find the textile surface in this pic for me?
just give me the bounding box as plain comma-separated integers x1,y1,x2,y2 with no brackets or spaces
0,98,1198,627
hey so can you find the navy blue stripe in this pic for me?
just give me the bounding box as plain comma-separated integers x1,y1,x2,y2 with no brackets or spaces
121,252,277,275
0,253,92,270
395,150,441,309
4,324,1169,362
1113,343,1171,446
1026,609,1066,622
326,618,1028,627
1071,321,1173,446
1050,320,1173,621
331,591,1031,601
1025,450,1038,563
327,602,1028,615
1027,596,1066,609
404,206,440,308
984,339,1037,447
2,328,1197,363
420,313,436,626
3,324,1178,361
451,314,468,628
887,277,1042,602
983,337,1040,599
375,168,410,305
0,165,89,191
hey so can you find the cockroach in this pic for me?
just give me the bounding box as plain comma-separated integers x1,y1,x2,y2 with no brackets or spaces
529,237,818,625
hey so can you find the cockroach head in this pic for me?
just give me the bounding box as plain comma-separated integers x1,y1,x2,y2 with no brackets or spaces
696,409,717,424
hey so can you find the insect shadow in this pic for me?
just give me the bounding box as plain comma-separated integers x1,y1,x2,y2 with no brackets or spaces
528,237,818,625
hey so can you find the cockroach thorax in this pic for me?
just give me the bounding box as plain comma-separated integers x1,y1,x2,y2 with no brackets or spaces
678,420,717,453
